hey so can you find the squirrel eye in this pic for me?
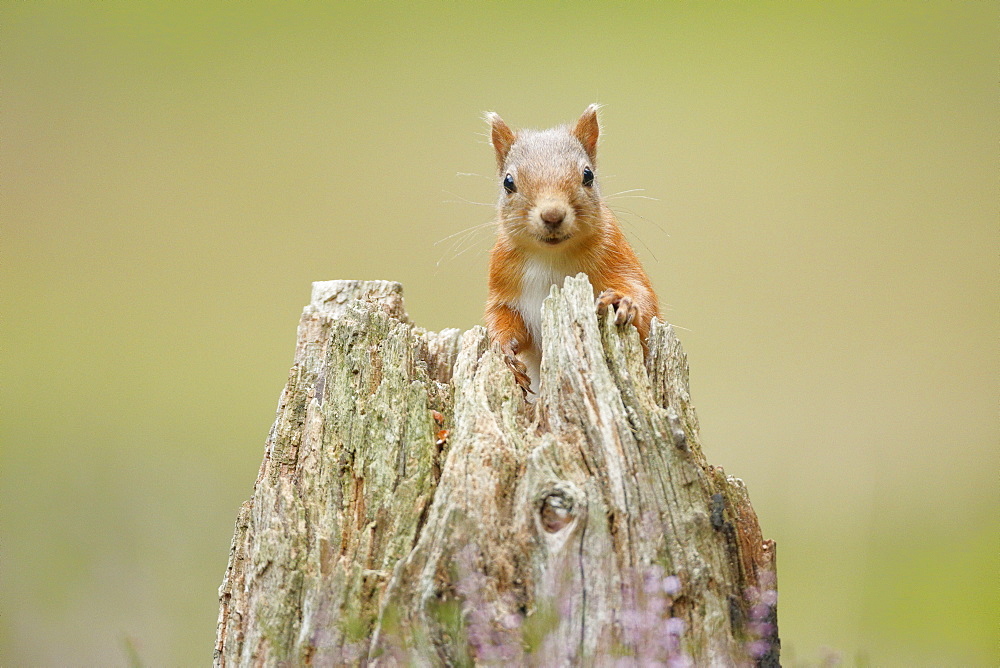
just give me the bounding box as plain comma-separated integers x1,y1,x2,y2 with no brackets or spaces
582,166,595,187
503,173,516,194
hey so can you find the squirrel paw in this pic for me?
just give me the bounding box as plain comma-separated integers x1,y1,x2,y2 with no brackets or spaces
501,339,533,397
596,289,639,326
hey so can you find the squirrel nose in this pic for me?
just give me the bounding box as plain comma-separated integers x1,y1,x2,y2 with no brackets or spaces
540,205,566,228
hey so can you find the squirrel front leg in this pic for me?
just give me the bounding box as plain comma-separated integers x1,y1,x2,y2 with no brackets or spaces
596,289,638,325
596,283,658,343
484,302,533,396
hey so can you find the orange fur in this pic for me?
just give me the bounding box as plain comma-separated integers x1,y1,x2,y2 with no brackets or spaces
483,105,659,395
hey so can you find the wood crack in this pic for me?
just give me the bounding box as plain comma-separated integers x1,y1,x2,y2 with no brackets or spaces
214,277,778,667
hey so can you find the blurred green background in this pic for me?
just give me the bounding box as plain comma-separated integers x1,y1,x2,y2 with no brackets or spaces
3,3,996,665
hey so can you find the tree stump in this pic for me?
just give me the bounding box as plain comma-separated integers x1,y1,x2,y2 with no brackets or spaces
215,275,779,666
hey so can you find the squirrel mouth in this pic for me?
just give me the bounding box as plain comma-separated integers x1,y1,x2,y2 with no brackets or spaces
540,235,569,245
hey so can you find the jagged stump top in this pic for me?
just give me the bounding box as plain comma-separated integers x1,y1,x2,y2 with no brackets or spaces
215,275,778,667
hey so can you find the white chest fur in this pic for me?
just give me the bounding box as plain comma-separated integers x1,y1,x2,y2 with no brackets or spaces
515,256,583,346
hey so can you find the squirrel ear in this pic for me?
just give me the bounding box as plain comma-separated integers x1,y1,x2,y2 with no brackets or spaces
572,103,601,161
486,112,516,169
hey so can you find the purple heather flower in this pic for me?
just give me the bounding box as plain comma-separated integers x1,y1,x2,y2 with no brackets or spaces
500,612,521,630
647,595,668,617
750,603,770,621
748,621,776,637
662,575,681,596
643,566,665,595
667,654,694,668
665,617,686,636
748,639,771,659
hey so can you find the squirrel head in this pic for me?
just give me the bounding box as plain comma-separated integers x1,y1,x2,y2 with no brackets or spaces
486,105,605,254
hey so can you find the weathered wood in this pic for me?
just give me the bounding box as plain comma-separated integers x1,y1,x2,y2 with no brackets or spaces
216,276,779,666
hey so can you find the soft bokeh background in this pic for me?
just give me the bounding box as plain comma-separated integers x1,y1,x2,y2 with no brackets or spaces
3,3,996,665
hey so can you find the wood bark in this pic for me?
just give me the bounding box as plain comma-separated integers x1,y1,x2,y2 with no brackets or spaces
215,276,779,666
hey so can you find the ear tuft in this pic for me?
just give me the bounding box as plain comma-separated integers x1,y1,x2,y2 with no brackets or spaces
486,112,516,170
572,103,601,162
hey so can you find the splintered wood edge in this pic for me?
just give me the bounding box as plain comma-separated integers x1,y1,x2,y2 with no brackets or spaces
217,276,777,666
309,279,408,321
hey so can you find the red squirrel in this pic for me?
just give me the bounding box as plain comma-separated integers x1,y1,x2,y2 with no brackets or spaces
484,104,659,396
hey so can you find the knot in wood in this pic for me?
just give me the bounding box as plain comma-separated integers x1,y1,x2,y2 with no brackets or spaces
540,491,574,533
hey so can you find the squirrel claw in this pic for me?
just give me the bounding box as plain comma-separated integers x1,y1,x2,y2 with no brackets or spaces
501,340,534,397
505,356,533,397
596,289,639,327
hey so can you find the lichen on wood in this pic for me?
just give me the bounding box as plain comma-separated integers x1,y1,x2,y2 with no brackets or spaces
215,275,779,666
